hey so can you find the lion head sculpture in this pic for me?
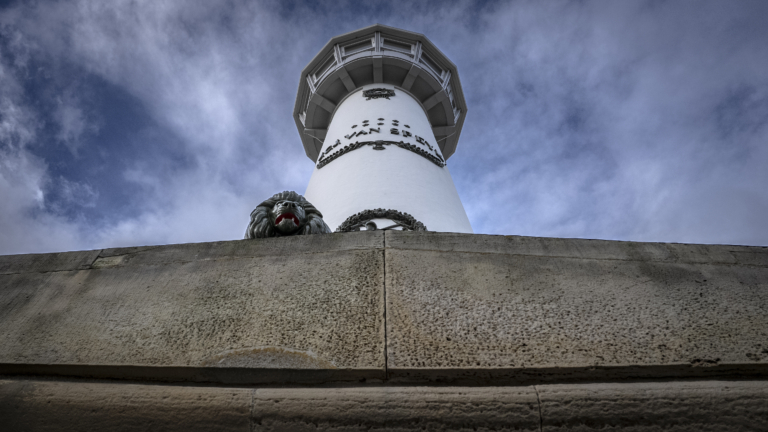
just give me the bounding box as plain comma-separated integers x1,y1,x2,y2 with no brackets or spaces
245,191,331,239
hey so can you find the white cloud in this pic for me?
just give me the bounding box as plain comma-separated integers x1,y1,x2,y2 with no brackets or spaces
56,176,98,208
0,40,86,254
445,1,768,245
54,92,98,155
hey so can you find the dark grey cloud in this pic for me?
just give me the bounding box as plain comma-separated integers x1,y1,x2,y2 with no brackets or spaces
0,0,766,254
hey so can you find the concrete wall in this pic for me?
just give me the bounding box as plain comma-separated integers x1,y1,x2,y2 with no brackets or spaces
0,234,386,383
385,233,768,383
1,232,767,429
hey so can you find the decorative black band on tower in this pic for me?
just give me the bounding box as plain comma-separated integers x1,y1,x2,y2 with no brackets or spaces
317,140,445,169
336,208,428,232
363,88,395,100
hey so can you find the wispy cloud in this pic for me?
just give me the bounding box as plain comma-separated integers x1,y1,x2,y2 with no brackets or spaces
0,33,84,252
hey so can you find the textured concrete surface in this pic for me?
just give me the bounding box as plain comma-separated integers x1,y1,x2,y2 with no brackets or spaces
252,386,541,431
538,380,768,431
3,232,768,429
2,231,767,386
0,233,385,383
385,231,768,383
2,379,765,431
0,379,251,431
0,249,101,275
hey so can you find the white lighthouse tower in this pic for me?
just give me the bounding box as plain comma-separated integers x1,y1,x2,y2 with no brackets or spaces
295,24,472,233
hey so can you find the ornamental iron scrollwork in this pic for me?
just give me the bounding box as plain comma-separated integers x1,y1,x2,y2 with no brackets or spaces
363,88,395,100
317,140,445,169
336,209,428,233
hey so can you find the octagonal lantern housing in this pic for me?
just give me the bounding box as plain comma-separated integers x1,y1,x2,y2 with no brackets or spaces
293,24,468,162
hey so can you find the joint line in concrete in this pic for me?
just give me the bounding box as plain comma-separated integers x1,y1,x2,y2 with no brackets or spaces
87,249,104,268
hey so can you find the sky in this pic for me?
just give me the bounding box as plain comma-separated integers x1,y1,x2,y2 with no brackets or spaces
1,0,767,255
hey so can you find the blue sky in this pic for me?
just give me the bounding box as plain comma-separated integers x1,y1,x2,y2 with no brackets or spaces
1,0,767,254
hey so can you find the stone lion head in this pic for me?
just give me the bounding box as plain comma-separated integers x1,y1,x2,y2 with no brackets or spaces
245,191,331,239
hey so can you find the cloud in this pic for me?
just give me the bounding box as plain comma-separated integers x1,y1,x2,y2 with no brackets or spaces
0,0,313,251
0,37,86,254
54,92,98,155
55,176,98,208
1,0,767,255
444,1,768,245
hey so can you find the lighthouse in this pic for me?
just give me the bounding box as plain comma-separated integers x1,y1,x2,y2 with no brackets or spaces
295,24,472,233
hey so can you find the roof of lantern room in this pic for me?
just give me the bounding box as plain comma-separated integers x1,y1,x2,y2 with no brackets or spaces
293,24,468,162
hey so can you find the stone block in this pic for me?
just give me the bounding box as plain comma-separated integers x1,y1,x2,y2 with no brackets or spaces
385,231,768,383
0,379,251,431
538,380,768,431
252,386,541,431
3,379,767,431
0,233,385,384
